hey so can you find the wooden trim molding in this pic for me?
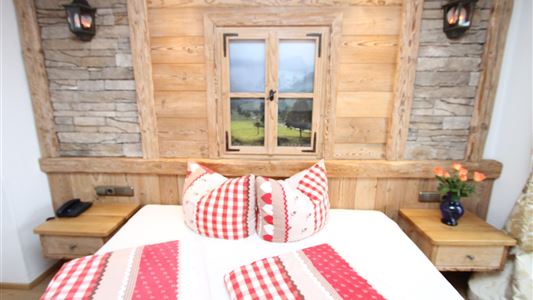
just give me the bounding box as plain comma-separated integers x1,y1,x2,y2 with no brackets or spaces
127,0,159,159
385,0,424,160
40,157,502,179
13,0,59,158
466,0,514,160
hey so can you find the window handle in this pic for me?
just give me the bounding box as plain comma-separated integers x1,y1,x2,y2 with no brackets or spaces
267,89,276,101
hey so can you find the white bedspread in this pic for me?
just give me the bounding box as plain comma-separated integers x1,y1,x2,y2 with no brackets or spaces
98,205,462,300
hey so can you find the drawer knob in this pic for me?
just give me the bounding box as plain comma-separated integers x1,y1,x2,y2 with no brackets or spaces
69,244,78,251
466,254,475,261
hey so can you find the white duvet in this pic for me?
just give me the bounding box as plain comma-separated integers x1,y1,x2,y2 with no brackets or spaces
98,205,462,300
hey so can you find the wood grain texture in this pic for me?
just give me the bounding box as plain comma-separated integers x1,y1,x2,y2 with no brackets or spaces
41,173,498,221
343,6,402,35
399,209,516,271
13,0,59,158
128,0,159,159
151,36,205,64
147,0,403,8
466,0,514,160
152,64,206,91
385,0,424,160
335,118,388,144
336,92,393,118
339,35,398,64
40,157,503,178
338,64,396,92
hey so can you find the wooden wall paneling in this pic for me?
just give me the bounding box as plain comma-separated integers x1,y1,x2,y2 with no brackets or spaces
151,36,205,64
466,0,514,160
337,64,396,92
40,158,503,179
327,178,342,207
461,180,494,219
334,143,386,159
354,178,378,209
127,174,161,204
157,117,208,141
339,35,398,64
158,175,180,204
148,8,204,37
342,6,402,35
385,0,424,160
159,140,209,158
127,0,160,159
146,0,404,9
334,178,358,209
152,64,206,91
374,179,402,219
335,118,388,144
336,92,393,118
47,174,74,209
154,91,207,118
13,0,59,158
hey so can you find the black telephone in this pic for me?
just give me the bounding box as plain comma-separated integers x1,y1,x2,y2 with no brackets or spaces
55,199,92,218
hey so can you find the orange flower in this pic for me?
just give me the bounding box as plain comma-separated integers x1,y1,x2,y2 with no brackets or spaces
459,168,468,176
474,172,486,182
433,166,444,177
459,173,468,181
443,172,451,178
452,162,463,171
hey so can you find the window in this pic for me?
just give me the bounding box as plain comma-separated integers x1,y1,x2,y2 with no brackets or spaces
218,27,328,156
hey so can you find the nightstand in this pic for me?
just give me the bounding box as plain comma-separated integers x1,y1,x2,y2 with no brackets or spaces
398,209,516,271
34,203,140,259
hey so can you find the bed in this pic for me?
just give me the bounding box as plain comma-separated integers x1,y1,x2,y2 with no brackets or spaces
96,204,462,300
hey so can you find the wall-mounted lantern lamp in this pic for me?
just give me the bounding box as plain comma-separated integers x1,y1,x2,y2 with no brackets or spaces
63,0,97,41
442,0,477,39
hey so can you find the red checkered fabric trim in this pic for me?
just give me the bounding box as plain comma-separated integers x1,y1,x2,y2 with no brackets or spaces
297,163,329,231
41,253,110,300
224,256,301,300
195,175,251,240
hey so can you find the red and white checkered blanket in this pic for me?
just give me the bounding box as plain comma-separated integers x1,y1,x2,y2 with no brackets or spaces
224,243,385,300
41,241,180,300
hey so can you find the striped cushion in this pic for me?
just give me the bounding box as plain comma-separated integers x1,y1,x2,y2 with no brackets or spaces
256,160,329,243
183,161,256,240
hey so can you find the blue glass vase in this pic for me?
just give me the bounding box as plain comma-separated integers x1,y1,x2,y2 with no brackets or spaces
440,193,464,226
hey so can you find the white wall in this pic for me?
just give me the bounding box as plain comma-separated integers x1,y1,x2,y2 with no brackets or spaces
1,0,57,284
484,0,533,229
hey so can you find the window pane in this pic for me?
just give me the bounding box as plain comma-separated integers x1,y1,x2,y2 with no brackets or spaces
229,40,265,93
278,98,312,147
231,98,265,146
279,40,316,93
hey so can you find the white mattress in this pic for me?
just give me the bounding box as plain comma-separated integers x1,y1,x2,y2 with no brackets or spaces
98,205,462,300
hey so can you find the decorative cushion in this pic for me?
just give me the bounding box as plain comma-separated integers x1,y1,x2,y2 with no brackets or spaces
256,160,329,243
182,161,256,240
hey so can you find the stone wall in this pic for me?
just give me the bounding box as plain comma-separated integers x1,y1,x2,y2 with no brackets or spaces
35,0,141,157
405,0,492,160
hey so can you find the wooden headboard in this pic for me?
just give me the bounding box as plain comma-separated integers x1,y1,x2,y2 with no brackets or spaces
41,158,501,221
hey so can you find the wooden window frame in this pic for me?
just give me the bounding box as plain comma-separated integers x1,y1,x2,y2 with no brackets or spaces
204,8,342,159
219,27,328,156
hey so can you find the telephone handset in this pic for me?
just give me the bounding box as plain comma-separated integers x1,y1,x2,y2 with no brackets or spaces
55,199,92,218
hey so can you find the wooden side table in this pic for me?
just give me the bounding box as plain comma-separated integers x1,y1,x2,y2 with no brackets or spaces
34,203,140,259
398,209,516,271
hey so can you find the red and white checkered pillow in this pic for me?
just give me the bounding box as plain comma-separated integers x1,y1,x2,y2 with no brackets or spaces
183,161,256,240
256,160,329,242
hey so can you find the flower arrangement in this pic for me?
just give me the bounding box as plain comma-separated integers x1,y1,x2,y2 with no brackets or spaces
432,163,487,201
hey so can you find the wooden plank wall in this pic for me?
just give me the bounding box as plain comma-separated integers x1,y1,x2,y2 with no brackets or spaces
146,1,402,159
46,173,494,221
43,158,500,221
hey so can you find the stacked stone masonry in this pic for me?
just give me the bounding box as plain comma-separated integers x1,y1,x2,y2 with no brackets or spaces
405,0,493,160
35,0,142,157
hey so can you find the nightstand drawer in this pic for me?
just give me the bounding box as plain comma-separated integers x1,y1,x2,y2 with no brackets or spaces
41,235,105,259
434,245,505,271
